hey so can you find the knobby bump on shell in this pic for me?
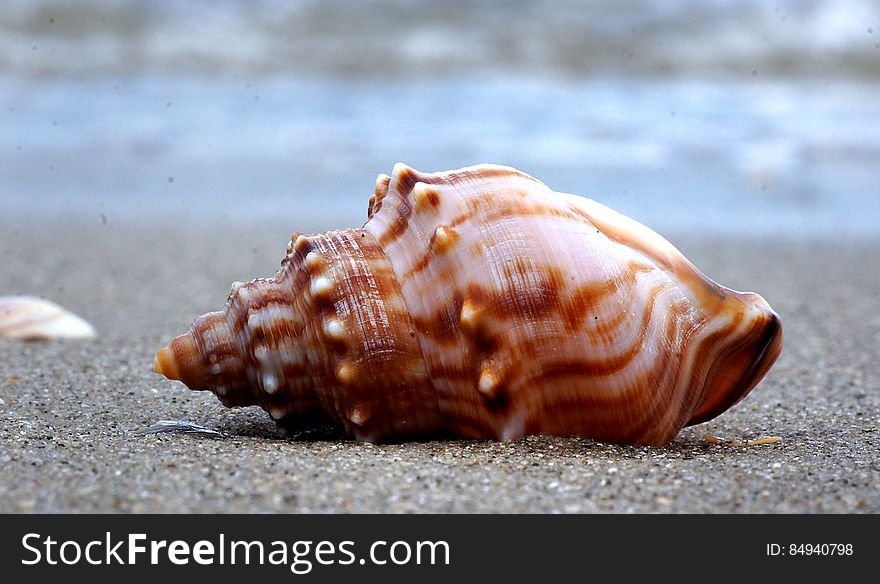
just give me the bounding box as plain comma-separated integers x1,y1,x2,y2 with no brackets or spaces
153,163,782,446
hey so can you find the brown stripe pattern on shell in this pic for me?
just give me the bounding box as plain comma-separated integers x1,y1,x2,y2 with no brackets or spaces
154,163,783,446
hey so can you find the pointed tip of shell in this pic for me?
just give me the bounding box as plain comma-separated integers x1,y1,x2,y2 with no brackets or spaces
153,331,205,388
153,345,180,380
155,313,258,408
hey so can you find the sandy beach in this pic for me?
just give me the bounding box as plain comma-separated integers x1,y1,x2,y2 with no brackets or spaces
0,216,877,513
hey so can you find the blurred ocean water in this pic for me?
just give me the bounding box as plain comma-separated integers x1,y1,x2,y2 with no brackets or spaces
3,0,879,79
1,0,879,237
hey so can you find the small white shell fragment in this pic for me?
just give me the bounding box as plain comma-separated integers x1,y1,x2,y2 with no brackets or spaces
0,296,96,340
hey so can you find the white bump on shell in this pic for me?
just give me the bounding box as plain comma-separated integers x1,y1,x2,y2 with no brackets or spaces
348,407,369,426
304,251,322,270
254,342,269,363
323,318,346,340
336,362,355,384
263,373,279,394
311,276,334,298
478,369,499,395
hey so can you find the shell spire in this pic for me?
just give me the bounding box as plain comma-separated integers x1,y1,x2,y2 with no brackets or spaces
154,163,782,446
154,228,444,442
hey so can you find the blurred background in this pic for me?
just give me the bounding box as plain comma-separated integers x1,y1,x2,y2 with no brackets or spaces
2,0,879,237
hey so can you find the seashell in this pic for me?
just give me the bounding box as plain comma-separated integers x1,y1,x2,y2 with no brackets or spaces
0,296,96,340
153,163,782,446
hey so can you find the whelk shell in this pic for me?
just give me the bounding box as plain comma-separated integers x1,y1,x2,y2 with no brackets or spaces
0,296,96,340
153,164,782,446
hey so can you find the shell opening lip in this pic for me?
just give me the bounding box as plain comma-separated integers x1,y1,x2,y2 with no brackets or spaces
687,308,783,426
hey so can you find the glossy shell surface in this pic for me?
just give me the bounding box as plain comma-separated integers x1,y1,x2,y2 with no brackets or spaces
154,164,782,445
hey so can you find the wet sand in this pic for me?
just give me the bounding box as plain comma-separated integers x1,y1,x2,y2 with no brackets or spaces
1,217,877,513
